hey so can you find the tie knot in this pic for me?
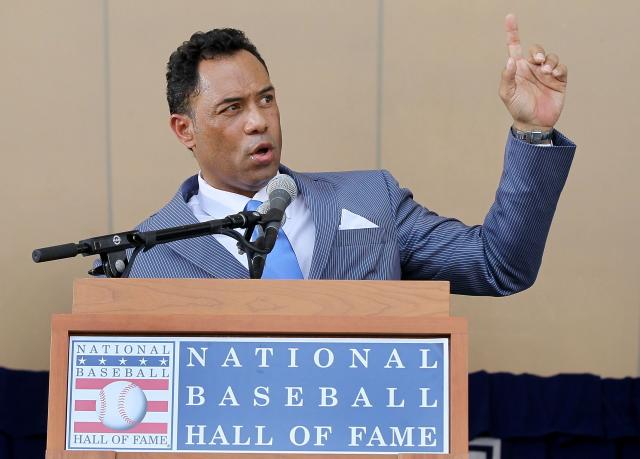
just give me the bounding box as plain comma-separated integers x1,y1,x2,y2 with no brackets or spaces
244,199,262,212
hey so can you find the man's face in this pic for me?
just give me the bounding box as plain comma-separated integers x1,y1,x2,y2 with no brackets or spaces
185,50,282,197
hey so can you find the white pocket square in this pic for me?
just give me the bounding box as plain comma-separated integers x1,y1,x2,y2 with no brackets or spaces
338,209,379,230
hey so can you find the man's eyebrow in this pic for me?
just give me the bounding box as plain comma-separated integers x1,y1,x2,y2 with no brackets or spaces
217,96,243,107
215,86,275,108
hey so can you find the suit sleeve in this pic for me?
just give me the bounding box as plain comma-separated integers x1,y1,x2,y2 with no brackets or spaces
387,130,576,296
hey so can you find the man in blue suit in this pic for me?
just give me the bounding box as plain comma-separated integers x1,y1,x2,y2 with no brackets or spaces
128,14,575,295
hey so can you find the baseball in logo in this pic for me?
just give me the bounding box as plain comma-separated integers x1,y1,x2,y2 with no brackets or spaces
98,381,148,430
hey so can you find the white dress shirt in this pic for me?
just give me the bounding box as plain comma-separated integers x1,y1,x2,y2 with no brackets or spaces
187,173,315,278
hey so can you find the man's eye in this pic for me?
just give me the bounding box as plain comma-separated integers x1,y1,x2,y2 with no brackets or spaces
223,104,240,113
261,94,274,104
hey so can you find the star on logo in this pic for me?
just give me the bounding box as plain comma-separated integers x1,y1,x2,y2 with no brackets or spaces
159,358,168,366
139,357,147,366
119,358,127,365
78,357,86,365
98,357,107,365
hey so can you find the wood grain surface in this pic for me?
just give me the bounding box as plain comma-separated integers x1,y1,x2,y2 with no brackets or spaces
72,279,450,317
46,451,116,458
52,312,467,336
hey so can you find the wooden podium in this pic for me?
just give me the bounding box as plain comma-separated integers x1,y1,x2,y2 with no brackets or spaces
47,279,468,459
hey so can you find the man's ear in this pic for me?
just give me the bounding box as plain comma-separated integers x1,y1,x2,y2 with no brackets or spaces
169,113,196,150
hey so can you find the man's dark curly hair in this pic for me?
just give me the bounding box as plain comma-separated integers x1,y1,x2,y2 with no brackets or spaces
166,28,268,116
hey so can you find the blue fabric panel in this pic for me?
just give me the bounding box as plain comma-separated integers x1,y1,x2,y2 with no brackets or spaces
480,373,640,458
0,368,48,459
547,436,616,459
620,439,640,459
489,372,604,438
502,436,619,459
0,368,48,436
501,437,548,458
603,378,640,438
0,434,11,459
8,436,47,459
469,370,491,438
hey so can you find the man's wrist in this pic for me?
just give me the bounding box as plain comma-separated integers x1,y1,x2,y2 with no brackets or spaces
512,121,554,132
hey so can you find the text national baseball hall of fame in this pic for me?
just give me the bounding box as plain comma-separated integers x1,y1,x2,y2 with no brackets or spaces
67,336,449,454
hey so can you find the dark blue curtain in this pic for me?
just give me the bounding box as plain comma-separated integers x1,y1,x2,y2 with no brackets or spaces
1,367,639,458
470,372,640,458
0,368,48,459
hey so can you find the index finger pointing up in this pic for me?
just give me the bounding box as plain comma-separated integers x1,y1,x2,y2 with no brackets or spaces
505,13,522,58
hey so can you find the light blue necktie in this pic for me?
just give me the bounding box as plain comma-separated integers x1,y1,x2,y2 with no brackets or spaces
245,200,303,279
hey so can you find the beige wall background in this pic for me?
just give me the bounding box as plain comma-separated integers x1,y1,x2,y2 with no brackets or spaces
1,0,637,377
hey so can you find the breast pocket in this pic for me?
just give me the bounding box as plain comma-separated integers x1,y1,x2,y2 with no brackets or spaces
334,227,387,246
328,228,391,279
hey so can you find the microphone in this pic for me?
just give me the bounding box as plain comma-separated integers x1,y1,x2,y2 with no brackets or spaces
256,201,287,228
248,175,297,279
262,174,297,253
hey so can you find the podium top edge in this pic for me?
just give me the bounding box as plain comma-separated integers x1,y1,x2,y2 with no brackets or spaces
72,278,451,317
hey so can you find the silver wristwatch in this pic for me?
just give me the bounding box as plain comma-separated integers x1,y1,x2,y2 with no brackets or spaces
511,126,554,145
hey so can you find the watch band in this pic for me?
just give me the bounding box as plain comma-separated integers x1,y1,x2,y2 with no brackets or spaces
511,126,554,144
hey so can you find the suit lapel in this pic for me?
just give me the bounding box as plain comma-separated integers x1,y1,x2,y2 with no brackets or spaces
287,169,339,279
148,170,338,280
148,177,249,279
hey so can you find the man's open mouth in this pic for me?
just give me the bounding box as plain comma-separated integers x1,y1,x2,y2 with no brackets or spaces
250,142,274,157
249,142,274,163
254,146,271,155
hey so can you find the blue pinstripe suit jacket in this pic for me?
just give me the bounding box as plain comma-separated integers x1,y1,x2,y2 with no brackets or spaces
127,131,575,295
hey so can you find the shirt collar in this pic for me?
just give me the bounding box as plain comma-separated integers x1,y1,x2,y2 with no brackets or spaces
195,172,273,219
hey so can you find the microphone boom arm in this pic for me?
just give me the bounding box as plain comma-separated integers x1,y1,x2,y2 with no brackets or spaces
32,211,270,278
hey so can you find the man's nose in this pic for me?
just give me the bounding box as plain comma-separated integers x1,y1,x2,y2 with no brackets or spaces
244,106,268,134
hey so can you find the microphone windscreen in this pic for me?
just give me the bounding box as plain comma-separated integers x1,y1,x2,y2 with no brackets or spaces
267,174,298,201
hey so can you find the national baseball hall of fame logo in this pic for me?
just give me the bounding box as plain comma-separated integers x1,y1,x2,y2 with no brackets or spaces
67,338,175,450
67,336,449,454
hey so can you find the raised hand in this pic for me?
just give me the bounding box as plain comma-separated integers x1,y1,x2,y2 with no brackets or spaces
499,14,567,132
